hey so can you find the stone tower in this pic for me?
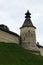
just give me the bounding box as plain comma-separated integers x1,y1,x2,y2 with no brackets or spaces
20,10,40,54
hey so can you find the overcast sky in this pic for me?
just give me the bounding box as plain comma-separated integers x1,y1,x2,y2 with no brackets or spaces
0,0,43,45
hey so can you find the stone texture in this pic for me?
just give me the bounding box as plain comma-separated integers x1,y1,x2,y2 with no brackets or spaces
0,30,19,44
20,10,40,55
0,10,43,56
20,27,39,51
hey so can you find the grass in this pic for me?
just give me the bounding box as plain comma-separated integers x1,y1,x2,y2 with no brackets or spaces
0,42,43,65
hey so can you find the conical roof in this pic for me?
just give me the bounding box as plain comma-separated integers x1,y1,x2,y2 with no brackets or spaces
20,10,36,29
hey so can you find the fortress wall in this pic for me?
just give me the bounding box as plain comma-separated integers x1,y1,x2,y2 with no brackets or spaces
0,30,19,44
39,48,43,56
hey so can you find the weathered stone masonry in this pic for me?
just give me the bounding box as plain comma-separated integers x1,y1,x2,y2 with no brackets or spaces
0,10,43,56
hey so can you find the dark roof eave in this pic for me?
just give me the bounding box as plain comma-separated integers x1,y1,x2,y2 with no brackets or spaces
0,29,20,37
20,26,36,29
37,45,43,48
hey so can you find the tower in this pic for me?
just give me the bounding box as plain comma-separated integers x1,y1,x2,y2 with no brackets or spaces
20,10,40,54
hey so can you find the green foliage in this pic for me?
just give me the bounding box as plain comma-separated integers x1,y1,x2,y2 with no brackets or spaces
0,42,43,65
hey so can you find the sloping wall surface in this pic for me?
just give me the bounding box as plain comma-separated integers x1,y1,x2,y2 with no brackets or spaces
0,30,20,44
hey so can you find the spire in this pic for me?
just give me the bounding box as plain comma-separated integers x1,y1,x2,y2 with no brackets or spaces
25,10,31,18
20,10,36,29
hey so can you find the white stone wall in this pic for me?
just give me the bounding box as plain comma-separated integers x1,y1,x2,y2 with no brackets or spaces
0,30,19,44
20,27,39,51
39,48,43,56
